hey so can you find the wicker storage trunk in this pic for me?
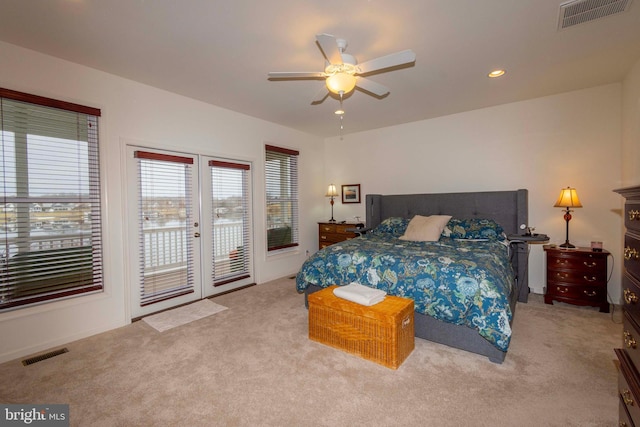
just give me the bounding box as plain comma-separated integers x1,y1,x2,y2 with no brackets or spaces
308,285,415,369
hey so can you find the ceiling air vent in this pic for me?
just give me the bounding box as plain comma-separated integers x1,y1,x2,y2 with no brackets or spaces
558,0,633,29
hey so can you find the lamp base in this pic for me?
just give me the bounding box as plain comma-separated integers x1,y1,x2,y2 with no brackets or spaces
559,242,576,248
328,196,336,224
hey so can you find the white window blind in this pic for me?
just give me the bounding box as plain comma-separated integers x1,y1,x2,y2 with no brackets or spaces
135,151,194,306
209,160,251,285
265,145,299,251
0,88,103,311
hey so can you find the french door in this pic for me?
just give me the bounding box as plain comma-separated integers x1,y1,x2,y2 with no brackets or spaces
127,146,253,318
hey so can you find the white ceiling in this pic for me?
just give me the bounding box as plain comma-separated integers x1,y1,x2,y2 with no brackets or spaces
1,0,640,138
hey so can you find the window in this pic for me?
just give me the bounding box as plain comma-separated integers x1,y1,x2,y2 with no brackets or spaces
265,145,299,251
0,88,102,311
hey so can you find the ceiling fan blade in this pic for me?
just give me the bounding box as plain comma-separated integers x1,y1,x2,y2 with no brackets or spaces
316,33,343,65
268,71,325,79
356,49,416,74
356,77,390,97
311,85,329,105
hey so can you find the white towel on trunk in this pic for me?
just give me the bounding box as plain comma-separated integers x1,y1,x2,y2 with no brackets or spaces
333,282,387,306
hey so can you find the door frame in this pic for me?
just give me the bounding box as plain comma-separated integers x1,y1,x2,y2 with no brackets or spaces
123,143,255,319
125,145,202,318
199,155,255,298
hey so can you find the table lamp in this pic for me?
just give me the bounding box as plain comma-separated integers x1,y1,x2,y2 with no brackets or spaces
326,184,338,223
554,187,582,248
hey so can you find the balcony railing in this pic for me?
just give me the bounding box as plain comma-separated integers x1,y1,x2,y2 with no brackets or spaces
1,222,246,278
143,222,244,269
1,233,92,256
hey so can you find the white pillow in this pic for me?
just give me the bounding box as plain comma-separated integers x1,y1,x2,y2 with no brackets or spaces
399,215,452,242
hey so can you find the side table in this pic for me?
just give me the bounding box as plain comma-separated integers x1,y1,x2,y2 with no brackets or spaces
543,245,610,313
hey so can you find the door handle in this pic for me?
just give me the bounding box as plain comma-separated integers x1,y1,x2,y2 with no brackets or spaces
194,232,201,238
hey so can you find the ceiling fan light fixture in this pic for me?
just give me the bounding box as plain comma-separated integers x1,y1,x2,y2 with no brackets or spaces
326,72,357,94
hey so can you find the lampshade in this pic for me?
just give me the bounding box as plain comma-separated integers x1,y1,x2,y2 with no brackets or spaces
326,73,357,95
326,184,338,197
554,187,583,208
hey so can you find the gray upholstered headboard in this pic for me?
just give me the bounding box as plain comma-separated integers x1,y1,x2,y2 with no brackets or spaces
365,189,528,235
365,189,530,302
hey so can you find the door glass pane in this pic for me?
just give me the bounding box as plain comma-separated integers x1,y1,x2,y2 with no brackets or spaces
136,153,194,306
210,161,250,284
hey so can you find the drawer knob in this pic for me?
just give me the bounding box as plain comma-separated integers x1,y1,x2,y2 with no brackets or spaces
629,209,640,221
583,276,597,282
622,389,635,406
624,330,637,349
555,272,569,279
555,259,568,265
583,289,597,297
625,288,639,304
621,422,629,427
583,261,597,268
556,286,568,294
625,247,639,261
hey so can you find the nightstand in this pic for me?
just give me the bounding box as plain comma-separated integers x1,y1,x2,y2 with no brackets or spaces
318,222,358,249
543,245,610,313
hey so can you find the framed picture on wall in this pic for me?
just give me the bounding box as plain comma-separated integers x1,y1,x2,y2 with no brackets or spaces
341,184,361,204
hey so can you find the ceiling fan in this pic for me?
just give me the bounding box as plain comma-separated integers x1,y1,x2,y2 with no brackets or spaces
268,34,416,105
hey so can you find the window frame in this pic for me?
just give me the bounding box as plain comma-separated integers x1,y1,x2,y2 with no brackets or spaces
264,144,299,252
0,88,103,311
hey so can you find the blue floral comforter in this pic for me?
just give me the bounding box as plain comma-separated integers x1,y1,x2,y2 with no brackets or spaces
296,233,515,352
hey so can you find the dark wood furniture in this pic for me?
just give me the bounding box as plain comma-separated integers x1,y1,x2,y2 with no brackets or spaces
614,185,640,426
318,222,358,249
543,245,610,313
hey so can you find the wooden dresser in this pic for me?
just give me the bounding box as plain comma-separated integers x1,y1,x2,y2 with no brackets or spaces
543,245,610,313
614,185,640,426
318,222,358,249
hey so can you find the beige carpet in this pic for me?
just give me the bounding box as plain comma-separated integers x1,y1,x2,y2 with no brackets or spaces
0,277,622,427
142,299,228,332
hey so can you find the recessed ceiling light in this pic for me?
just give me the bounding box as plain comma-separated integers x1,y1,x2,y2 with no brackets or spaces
488,69,506,78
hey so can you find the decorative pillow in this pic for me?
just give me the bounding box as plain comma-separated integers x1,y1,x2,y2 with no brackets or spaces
399,215,452,242
371,217,410,237
442,218,506,241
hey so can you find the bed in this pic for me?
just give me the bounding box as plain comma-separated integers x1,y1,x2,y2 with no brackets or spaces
296,189,529,363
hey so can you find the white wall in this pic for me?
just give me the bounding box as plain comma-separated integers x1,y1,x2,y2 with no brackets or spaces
0,41,324,363
323,84,623,302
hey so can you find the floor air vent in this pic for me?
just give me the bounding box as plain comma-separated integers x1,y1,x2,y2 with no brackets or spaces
22,348,69,366
558,0,633,29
